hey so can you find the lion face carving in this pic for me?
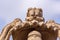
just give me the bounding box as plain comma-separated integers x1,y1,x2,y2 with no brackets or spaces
26,8,44,22
27,8,43,17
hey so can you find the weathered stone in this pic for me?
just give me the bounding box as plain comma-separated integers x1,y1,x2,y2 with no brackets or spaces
27,31,42,40
0,8,60,40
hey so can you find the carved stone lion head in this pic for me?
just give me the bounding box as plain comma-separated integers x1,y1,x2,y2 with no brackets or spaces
27,8,43,18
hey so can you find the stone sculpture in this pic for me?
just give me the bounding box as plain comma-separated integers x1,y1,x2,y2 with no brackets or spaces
27,31,42,40
0,8,60,40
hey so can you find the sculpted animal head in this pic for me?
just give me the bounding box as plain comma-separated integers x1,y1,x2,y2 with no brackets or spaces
26,8,44,22
27,8,43,18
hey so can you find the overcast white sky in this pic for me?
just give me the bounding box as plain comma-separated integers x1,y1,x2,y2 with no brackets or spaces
0,0,60,40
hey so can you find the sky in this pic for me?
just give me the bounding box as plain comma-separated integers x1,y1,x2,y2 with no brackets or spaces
0,0,60,40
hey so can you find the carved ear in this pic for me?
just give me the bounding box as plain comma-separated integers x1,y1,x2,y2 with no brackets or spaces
39,8,43,17
39,8,43,12
27,8,32,17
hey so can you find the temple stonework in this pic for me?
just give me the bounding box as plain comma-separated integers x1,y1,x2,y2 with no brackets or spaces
0,8,60,40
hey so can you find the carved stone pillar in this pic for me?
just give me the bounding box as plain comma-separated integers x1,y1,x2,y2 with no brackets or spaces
27,31,42,40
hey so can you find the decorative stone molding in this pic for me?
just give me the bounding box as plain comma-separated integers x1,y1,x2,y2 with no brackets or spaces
0,8,60,40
